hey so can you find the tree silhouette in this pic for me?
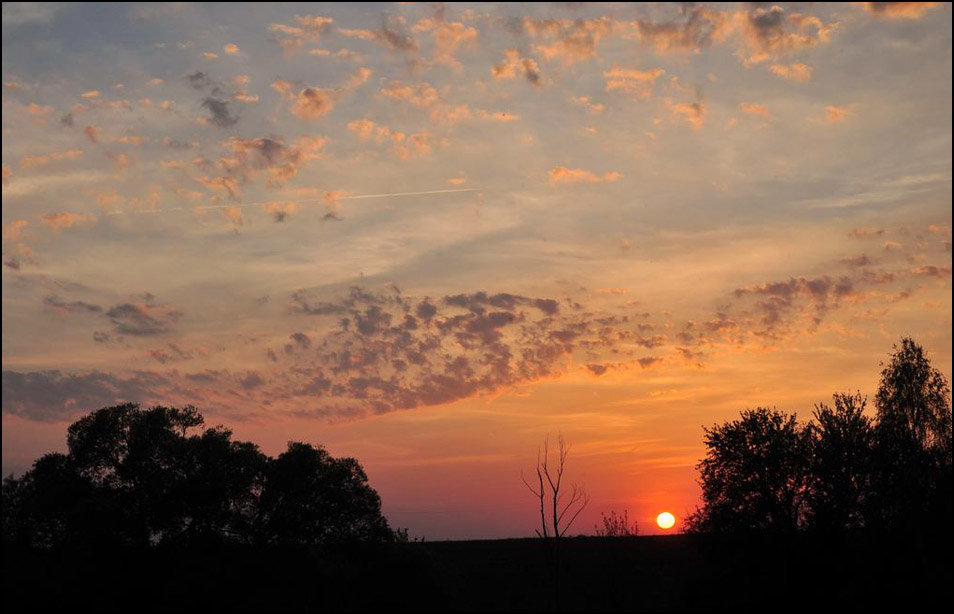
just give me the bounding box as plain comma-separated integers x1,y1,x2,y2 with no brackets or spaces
686,338,952,536
522,434,589,540
261,442,393,546
805,392,873,531
870,338,952,530
686,408,811,534
2,403,398,548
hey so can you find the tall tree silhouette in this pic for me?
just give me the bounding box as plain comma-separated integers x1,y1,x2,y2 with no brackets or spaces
871,338,952,530
805,392,873,531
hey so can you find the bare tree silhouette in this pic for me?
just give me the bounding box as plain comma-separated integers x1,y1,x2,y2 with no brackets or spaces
522,433,589,611
522,433,589,540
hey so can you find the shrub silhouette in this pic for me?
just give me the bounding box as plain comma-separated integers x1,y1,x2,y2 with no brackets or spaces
594,510,638,537
2,403,397,548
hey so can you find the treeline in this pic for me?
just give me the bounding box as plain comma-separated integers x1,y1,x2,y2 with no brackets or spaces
686,338,953,535
2,404,397,549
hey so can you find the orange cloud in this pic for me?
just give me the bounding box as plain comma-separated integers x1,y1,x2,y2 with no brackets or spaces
825,105,850,123
26,103,54,116
604,68,665,99
413,15,478,68
739,102,772,118
669,101,707,130
525,17,616,65
269,14,334,53
634,6,731,53
734,5,837,65
223,205,243,228
2,220,29,241
476,110,519,122
549,167,622,185
380,80,438,108
20,149,84,170
347,119,436,160
571,96,605,115
273,68,372,120
769,63,813,82
41,212,96,230
491,49,542,86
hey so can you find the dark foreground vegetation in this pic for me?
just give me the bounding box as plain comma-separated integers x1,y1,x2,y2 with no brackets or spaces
3,337,951,611
3,532,952,611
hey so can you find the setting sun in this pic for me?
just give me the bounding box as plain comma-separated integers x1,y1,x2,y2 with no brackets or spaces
656,512,676,530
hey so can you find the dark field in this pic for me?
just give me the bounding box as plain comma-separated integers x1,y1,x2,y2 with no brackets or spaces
4,533,951,611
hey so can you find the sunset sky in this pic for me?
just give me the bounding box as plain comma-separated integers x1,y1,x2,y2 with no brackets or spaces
2,2,951,538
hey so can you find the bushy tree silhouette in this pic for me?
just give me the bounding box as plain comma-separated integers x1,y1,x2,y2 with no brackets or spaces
686,408,811,534
2,403,397,549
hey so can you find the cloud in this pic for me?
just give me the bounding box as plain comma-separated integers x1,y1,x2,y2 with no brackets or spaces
491,49,541,86
20,149,84,170
40,212,96,230
633,4,730,53
148,344,194,364
347,119,436,160
201,96,239,127
104,301,182,336
43,295,102,314
2,220,29,242
733,275,857,334
603,67,665,99
275,285,640,417
264,201,298,222
570,96,605,114
269,14,334,53
825,105,850,123
339,20,419,53
413,13,478,68
739,102,772,118
769,63,813,82
668,100,707,129
1,369,170,421
272,67,372,120
199,135,327,199
523,17,616,65
734,5,837,65
549,166,622,185
862,3,939,18
380,80,438,107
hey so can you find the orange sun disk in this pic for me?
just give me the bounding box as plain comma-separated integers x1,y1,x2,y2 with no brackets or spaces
656,512,676,530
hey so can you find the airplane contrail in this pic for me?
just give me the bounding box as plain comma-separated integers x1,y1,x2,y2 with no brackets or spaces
99,187,481,216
